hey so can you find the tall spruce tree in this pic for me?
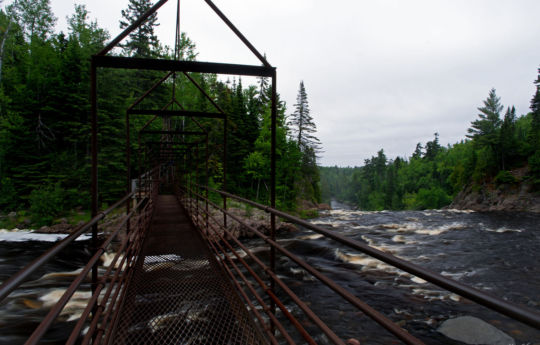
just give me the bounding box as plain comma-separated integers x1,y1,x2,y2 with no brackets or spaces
467,88,503,144
530,67,540,150
529,68,540,182
288,81,322,203
119,0,159,58
288,81,321,153
499,106,516,170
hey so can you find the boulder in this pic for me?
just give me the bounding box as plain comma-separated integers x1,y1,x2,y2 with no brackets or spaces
35,223,73,234
438,316,514,345
317,203,331,210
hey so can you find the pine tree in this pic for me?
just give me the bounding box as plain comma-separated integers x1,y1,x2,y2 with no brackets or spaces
467,88,503,144
8,0,56,41
119,0,159,58
499,106,516,170
530,67,540,150
412,143,423,159
467,88,503,173
528,68,540,183
288,81,321,153
424,133,441,160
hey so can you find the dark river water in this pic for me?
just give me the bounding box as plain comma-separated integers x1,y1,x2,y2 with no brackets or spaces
1,205,539,344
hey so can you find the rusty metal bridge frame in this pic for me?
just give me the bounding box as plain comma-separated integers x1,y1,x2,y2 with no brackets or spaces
2,1,540,344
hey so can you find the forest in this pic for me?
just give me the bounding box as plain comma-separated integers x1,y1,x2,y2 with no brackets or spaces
0,0,321,225
321,81,540,210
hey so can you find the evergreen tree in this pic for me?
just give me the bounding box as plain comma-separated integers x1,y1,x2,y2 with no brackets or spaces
288,81,321,153
8,0,56,41
467,88,503,145
424,132,441,160
499,106,516,170
412,142,423,159
530,67,540,150
119,0,159,58
529,67,540,184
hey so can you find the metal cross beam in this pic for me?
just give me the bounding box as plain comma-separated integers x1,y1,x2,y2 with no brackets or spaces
128,109,224,119
93,56,274,77
140,130,207,136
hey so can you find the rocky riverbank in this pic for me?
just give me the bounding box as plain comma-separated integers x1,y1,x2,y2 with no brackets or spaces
1,199,331,239
449,181,540,213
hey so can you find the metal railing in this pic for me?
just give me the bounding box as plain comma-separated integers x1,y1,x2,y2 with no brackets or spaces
177,182,540,345
0,170,159,345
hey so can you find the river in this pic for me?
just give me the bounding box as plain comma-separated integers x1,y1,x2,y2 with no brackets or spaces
1,204,539,344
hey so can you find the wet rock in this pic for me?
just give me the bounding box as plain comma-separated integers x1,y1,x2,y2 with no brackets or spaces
35,223,73,234
438,316,514,345
317,203,331,210
449,173,540,213
278,222,298,233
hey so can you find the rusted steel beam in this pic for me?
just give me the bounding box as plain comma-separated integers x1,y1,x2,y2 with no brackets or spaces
128,109,224,118
204,0,270,68
93,55,275,77
182,72,226,115
270,68,277,324
146,141,191,145
147,141,202,146
128,71,174,110
98,0,169,56
141,130,206,135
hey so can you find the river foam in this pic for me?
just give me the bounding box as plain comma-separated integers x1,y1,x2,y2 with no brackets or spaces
0,230,92,242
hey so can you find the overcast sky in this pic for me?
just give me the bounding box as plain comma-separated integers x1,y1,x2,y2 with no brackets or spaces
48,0,540,166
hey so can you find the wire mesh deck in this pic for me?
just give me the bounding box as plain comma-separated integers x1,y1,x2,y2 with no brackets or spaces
111,195,267,345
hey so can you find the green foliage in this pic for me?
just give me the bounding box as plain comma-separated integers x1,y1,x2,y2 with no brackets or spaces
119,0,159,58
529,150,540,189
494,170,517,185
0,177,17,209
415,187,451,209
29,183,65,225
298,208,319,219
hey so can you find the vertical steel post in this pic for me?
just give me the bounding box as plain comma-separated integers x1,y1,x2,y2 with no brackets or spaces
196,144,199,226
205,135,209,233
223,115,227,230
90,57,98,317
138,137,142,200
270,70,277,323
126,111,131,235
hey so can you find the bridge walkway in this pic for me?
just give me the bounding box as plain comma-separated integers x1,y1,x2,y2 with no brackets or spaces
110,194,267,345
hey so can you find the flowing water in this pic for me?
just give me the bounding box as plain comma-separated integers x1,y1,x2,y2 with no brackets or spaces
1,204,539,344
241,202,540,344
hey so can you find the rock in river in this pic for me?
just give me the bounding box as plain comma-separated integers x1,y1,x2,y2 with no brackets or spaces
438,316,514,345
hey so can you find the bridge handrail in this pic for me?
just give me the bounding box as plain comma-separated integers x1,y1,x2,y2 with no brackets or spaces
183,186,422,344
200,185,540,331
24,197,149,345
0,191,134,303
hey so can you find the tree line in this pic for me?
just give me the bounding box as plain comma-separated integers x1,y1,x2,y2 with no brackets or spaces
0,0,321,225
321,75,540,210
